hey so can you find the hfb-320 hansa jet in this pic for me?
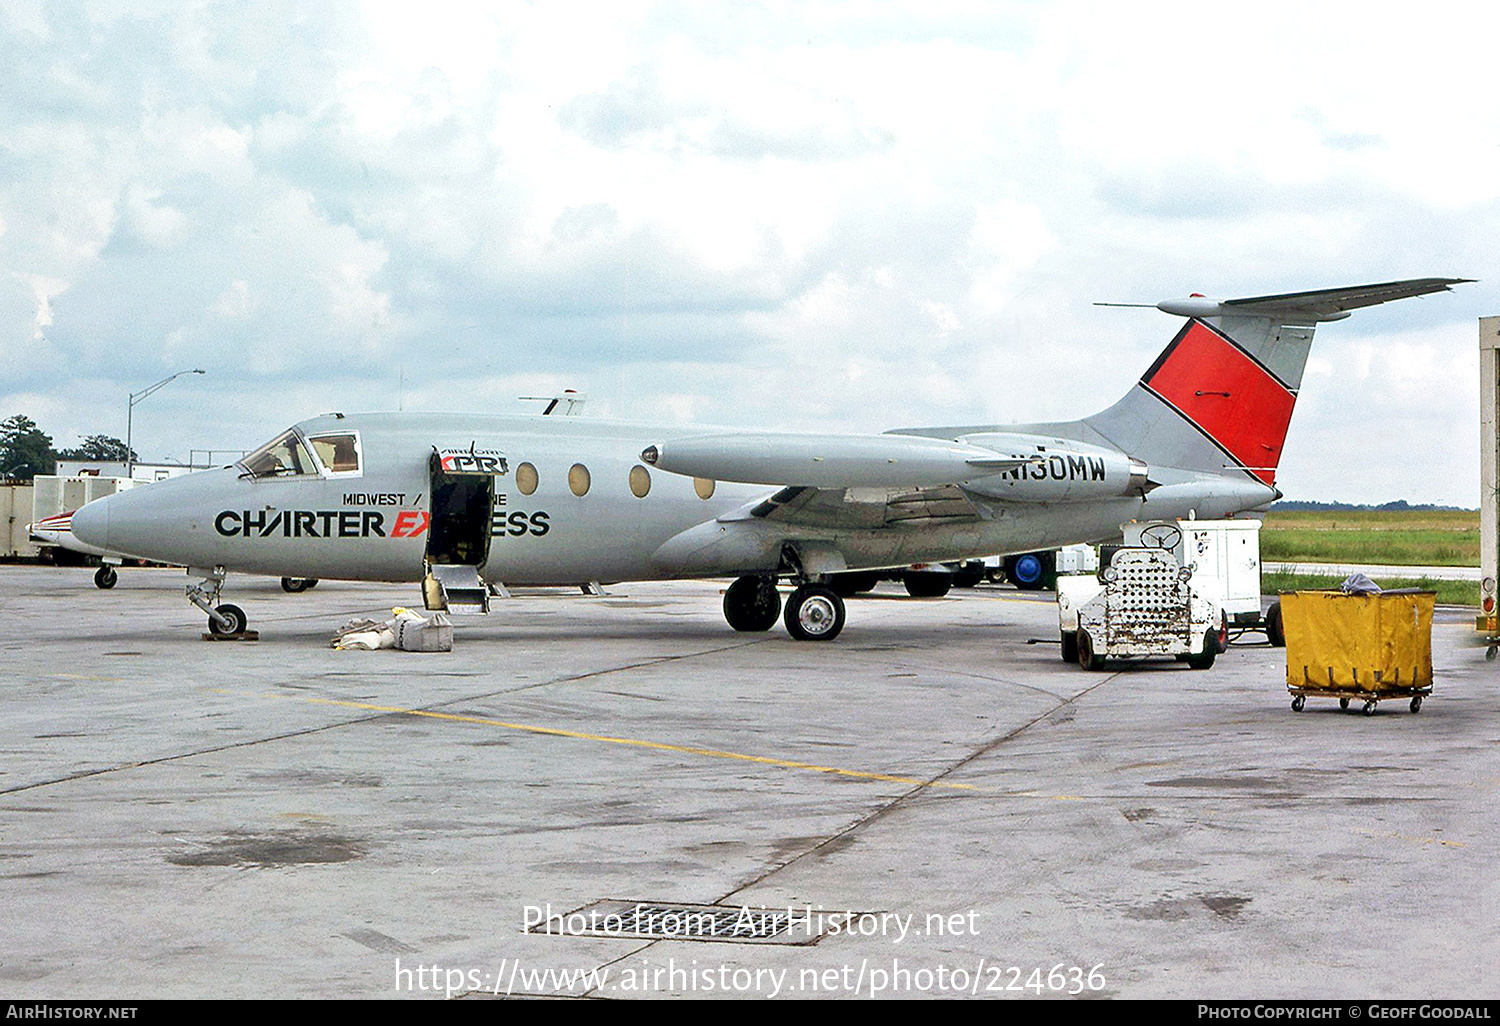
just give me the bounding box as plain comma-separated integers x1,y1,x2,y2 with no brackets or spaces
70,278,1468,642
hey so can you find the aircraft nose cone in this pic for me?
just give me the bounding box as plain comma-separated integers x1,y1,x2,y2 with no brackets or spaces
70,498,110,550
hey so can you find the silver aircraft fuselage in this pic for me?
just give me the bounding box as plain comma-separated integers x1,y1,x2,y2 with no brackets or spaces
70,410,1270,586
66,279,1469,640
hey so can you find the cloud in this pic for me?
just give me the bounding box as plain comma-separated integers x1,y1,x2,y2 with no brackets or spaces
0,2,1491,505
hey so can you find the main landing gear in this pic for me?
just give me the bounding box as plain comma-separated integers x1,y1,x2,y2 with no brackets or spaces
722,574,847,642
186,567,251,638
723,575,781,632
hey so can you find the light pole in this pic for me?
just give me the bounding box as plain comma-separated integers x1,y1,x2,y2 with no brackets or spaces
126,369,205,477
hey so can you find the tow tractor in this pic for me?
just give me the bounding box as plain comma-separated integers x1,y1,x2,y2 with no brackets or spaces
1057,523,1223,671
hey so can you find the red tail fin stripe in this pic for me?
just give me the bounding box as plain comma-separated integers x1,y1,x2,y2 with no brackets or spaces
1141,320,1296,486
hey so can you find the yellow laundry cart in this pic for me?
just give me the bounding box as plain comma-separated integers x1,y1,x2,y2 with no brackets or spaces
1280,590,1435,716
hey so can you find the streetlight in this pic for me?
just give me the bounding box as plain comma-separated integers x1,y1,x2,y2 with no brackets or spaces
126,369,205,477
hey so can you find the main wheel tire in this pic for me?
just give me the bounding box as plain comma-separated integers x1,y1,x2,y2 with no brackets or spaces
93,565,118,589
209,603,247,637
280,577,312,593
784,585,845,642
1186,630,1217,670
723,576,781,632
903,571,951,598
830,571,879,597
1266,600,1285,648
952,570,984,588
1077,630,1103,671
1060,630,1079,664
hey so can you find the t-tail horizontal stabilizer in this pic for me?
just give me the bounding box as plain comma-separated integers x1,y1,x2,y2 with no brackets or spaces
1152,277,1474,323
1087,276,1472,488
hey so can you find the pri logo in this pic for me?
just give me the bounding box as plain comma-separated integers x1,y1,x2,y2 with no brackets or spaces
438,448,509,476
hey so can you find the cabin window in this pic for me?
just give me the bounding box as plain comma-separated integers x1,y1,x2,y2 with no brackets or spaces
629,465,651,498
694,477,715,500
240,429,317,478
568,463,591,497
516,462,538,495
308,432,361,474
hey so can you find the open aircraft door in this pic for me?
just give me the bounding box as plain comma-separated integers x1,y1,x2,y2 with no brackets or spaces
422,446,504,614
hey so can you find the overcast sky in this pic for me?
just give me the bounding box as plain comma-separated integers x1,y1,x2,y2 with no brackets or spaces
2,1,1495,505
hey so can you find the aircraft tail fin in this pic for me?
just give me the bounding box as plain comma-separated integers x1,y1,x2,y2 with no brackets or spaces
1083,278,1470,487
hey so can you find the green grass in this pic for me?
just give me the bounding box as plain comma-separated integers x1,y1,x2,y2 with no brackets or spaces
1261,571,1476,607
1260,510,1478,567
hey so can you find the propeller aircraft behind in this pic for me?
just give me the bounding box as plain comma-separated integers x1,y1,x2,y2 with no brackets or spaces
70,278,1468,642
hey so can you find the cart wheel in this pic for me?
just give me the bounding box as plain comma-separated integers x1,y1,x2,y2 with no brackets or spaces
1265,600,1285,648
1410,696,1423,713
1362,700,1377,717
1291,695,1305,712
1488,646,1497,662
1077,630,1103,671
1339,697,1350,711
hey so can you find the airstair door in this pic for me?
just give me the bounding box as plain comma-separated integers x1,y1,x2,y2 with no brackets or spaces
423,447,501,614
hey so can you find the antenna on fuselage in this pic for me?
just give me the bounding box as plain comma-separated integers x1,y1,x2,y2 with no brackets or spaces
519,389,587,415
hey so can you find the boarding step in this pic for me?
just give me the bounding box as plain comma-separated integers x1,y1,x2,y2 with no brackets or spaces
424,563,491,614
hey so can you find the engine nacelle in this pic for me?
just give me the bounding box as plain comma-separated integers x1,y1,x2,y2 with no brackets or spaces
642,432,1033,489
955,432,1151,503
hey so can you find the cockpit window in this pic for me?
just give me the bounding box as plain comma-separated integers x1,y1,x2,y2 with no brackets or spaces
308,433,361,474
240,430,317,479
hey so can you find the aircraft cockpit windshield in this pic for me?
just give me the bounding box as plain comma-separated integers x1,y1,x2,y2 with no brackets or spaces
239,429,317,479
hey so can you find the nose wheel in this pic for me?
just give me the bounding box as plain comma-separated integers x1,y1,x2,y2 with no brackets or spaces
186,567,257,639
208,603,248,637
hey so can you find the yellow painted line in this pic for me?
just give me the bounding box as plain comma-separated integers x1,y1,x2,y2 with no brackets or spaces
1356,830,1467,849
256,691,984,792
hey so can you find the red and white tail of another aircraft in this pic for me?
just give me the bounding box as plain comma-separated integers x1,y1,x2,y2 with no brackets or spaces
29,510,115,558
70,277,1470,641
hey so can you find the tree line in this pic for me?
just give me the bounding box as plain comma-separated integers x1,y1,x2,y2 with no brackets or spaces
0,414,137,482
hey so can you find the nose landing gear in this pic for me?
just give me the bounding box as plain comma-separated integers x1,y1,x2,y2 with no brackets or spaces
186,567,257,640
